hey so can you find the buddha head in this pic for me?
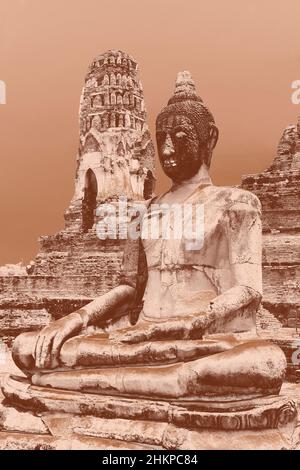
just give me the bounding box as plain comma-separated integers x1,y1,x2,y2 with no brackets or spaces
156,71,218,181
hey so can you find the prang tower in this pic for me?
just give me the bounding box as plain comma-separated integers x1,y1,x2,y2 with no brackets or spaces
66,50,155,233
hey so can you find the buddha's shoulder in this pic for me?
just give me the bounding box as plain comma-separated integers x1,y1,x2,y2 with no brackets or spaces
204,185,261,212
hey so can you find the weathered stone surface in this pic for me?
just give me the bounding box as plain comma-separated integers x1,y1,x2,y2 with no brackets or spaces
0,396,296,450
0,302,52,347
0,427,292,451
1,364,300,450
0,431,156,450
259,329,300,382
1,381,298,450
39,413,294,450
0,404,48,434
0,378,297,450
178,428,291,450
241,117,300,329
2,375,297,431
256,305,282,332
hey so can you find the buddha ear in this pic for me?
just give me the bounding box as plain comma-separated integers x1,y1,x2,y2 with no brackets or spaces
205,124,219,167
208,124,219,151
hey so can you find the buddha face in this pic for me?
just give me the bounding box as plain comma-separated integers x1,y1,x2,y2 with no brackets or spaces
156,114,205,181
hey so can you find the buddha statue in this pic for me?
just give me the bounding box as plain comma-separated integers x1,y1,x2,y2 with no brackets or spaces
10,71,286,402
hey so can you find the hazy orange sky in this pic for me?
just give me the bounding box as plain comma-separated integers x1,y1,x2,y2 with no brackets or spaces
0,0,300,264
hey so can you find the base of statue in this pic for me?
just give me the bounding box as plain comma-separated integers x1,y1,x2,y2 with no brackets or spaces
0,374,299,450
0,376,297,449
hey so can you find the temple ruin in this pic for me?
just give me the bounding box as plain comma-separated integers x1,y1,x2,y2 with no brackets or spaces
242,116,300,327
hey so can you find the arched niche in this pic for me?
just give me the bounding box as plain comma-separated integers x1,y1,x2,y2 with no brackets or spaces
143,170,155,200
83,134,100,154
82,169,98,232
117,141,125,157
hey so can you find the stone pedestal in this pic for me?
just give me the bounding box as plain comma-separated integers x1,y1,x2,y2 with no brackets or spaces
0,374,298,450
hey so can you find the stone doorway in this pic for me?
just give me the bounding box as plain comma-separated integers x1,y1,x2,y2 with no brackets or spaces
82,169,98,232
143,170,155,200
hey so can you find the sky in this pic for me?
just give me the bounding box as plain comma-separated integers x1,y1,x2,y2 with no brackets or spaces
0,0,300,264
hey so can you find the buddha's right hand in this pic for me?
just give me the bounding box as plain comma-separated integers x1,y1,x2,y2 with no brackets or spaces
33,312,84,369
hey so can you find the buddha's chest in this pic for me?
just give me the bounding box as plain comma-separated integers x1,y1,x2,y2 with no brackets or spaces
141,198,229,270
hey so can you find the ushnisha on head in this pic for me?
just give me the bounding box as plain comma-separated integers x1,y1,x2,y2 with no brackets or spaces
156,71,219,181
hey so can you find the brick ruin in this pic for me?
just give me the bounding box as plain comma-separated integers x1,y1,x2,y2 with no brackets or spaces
242,116,300,330
0,50,155,345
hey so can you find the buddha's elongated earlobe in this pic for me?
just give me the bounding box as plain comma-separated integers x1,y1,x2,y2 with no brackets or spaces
210,124,219,149
205,124,219,167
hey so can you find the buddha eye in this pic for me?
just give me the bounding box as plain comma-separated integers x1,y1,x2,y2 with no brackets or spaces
175,131,187,139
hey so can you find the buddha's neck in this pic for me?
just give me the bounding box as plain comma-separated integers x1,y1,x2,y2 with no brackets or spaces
171,164,212,189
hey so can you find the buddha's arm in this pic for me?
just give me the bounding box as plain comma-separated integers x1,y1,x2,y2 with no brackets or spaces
192,283,261,332
75,284,136,327
34,233,145,368
110,284,261,344
34,284,136,368
111,253,262,344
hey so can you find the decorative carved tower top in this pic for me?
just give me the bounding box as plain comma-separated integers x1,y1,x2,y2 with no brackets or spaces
241,115,300,232
80,50,146,141
266,115,300,173
66,50,155,232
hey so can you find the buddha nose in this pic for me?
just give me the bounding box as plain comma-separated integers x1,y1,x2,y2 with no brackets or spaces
162,133,175,156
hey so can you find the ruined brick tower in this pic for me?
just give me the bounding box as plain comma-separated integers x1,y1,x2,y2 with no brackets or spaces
35,50,155,291
65,50,155,233
242,116,300,326
0,51,155,343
